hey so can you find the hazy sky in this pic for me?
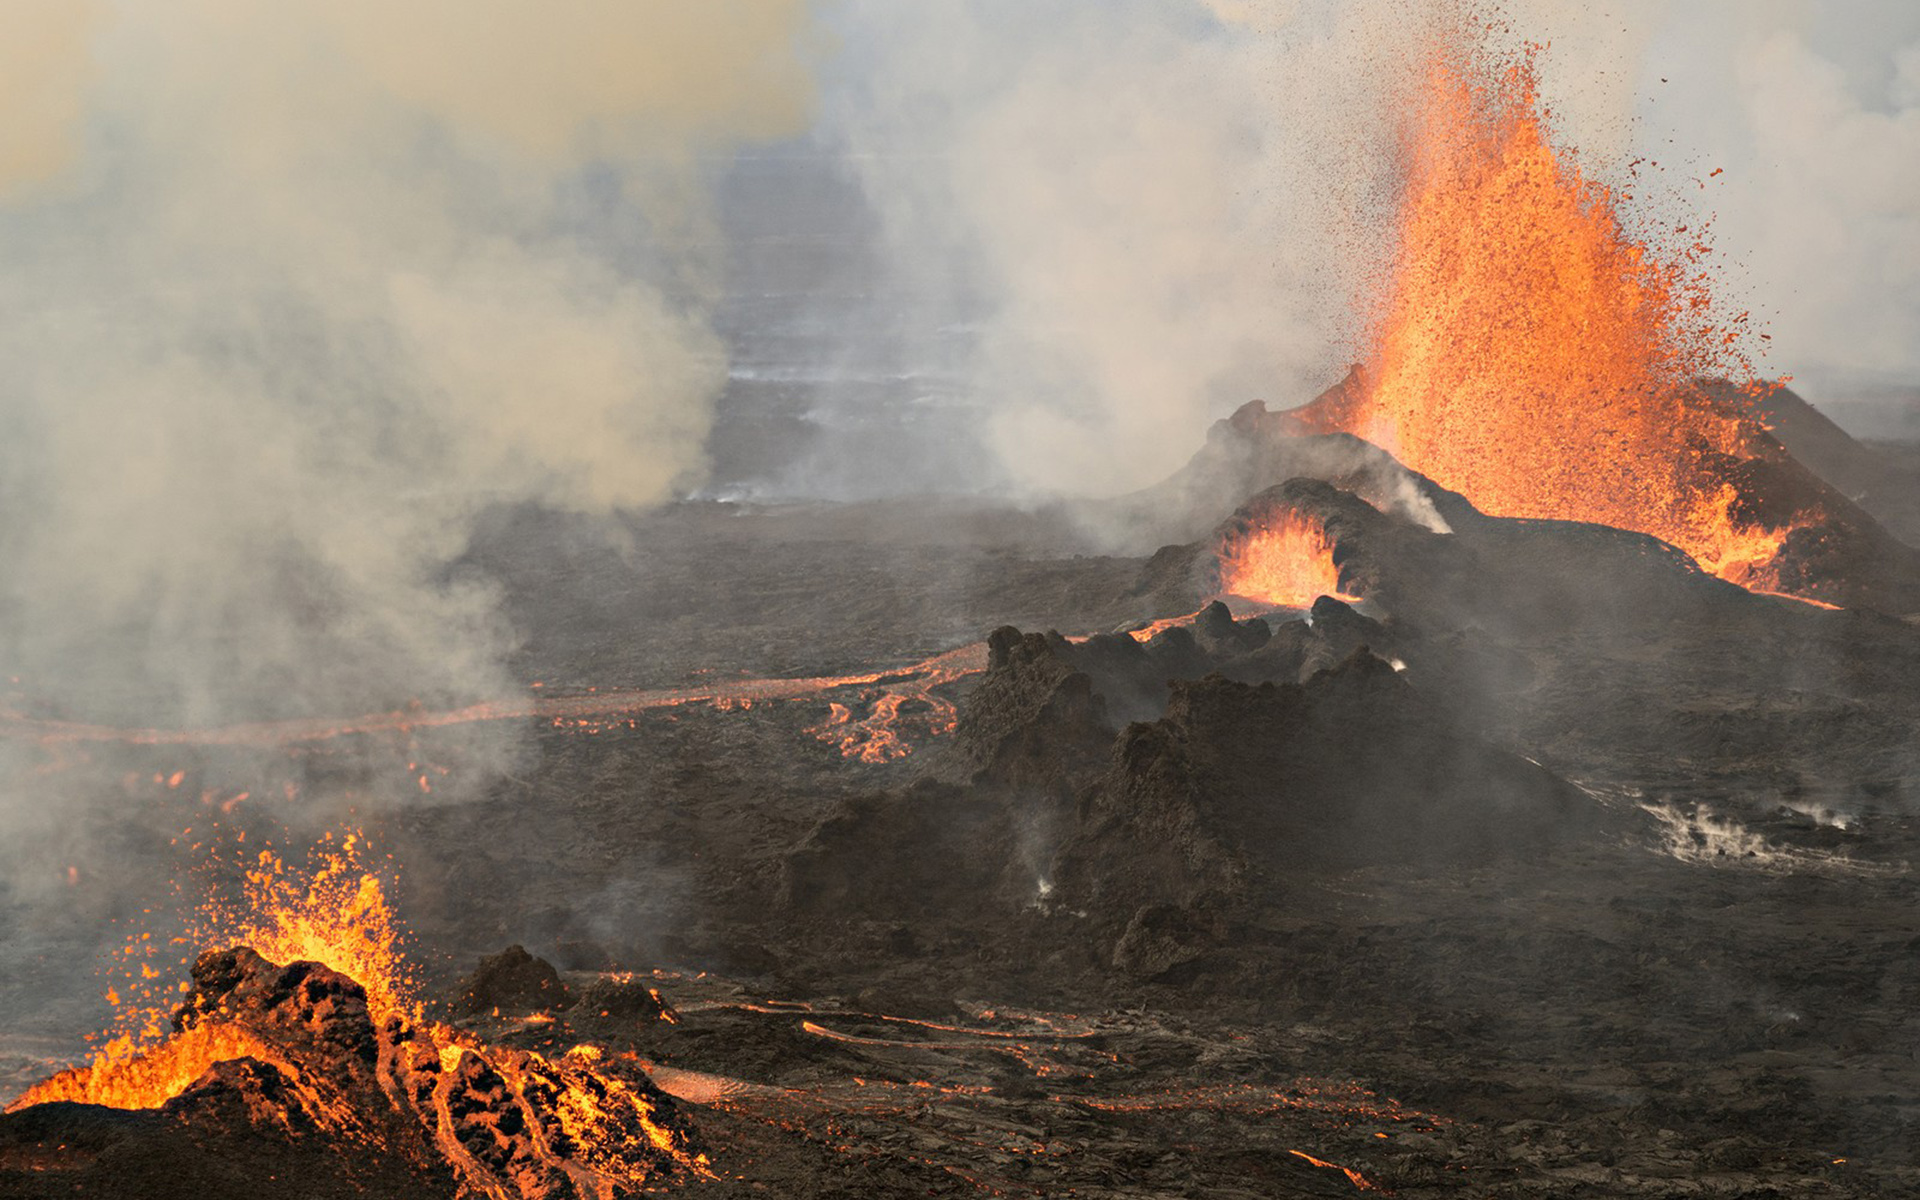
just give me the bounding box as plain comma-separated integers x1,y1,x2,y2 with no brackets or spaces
0,0,1912,509
1626,2,1920,397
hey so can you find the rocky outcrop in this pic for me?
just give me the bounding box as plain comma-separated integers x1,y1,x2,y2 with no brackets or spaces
1,947,705,1200
1092,372,1481,549
1054,648,1625,929
454,945,574,1017
949,626,1115,795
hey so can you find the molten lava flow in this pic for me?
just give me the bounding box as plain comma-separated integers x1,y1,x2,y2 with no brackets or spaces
20,831,419,1109
802,643,984,763
1299,37,1800,589
481,1043,708,1184
1218,513,1359,609
9,842,713,1196
2,643,994,764
9,1024,292,1113
1289,1149,1384,1192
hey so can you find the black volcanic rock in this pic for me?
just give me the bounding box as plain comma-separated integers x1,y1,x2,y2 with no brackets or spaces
1054,648,1623,926
1,947,703,1200
576,974,677,1024
1093,381,1480,549
2,949,457,1199
1188,599,1272,656
1110,901,1225,982
1745,381,1920,547
1220,476,1775,638
454,944,575,1017
1116,372,1920,613
1180,479,1920,796
778,780,1054,920
162,1055,325,1136
950,626,1116,795
177,947,382,1076
777,630,1132,925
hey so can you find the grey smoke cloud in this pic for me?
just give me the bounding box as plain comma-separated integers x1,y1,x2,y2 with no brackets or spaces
6,0,1905,721
0,0,813,731
818,0,1423,498
0,0,813,941
1715,16,1920,395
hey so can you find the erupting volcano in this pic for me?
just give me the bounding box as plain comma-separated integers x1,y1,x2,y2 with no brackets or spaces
1295,34,1806,591
7,5,1920,1198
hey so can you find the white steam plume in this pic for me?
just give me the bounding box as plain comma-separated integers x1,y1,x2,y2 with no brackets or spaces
819,0,1445,498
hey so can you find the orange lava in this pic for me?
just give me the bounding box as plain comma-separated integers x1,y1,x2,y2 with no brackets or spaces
211,832,418,1025
802,643,985,763
1300,36,1796,589
0,644,993,765
11,838,712,1193
19,830,419,1111
480,1043,713,1184
1289,1149,1385,1192
7,1024,291,1113
1218,513,1359,609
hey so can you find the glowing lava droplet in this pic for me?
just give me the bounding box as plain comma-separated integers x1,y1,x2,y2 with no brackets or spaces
8,831,413,1111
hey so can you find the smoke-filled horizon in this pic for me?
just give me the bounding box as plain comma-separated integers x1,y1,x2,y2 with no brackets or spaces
0,0,814,733
0,1,819,971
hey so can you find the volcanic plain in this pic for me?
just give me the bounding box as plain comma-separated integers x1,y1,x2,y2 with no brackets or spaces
3,387,1919,1197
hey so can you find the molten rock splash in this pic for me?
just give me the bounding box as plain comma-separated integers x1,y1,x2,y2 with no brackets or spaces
1215,509,1360,610
6,837,708,1198
8,947,707,1198
1301,35,1806,589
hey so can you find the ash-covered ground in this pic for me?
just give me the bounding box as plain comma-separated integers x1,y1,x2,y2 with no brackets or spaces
6,391,1920,1197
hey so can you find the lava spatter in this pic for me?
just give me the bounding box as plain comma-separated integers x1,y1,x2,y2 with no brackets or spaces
1297,35,1802,591
6,841,711,1198
1216,511,1360,610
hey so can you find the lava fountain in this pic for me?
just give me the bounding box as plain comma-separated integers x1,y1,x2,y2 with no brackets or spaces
1298,36,1802,589
1217,512,1359,610
7,832,710,1196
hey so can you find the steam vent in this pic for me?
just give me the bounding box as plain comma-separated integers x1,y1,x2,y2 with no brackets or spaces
5,5,1920,1197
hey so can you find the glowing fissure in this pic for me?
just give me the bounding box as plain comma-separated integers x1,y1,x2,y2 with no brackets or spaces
2,571,1335,768
1,644,994,765
0,616,1233,765
1289,1149,1385,1192
1302,39,1800,590
0,595,1305,766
